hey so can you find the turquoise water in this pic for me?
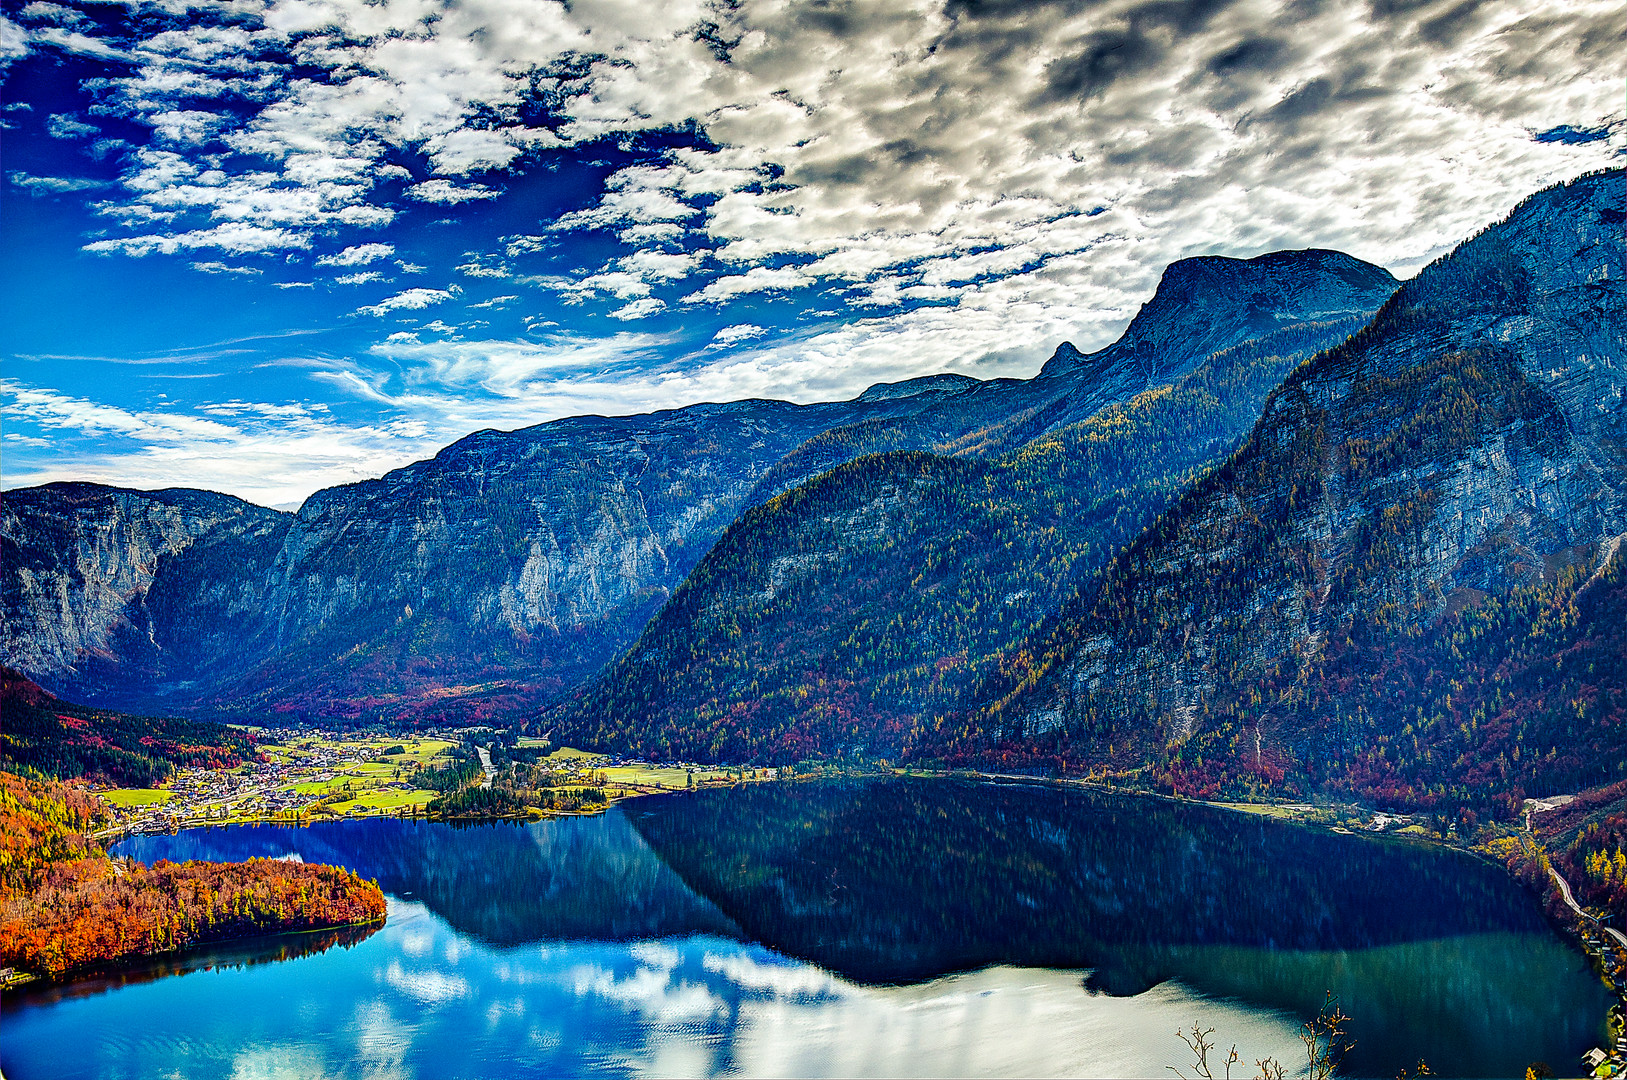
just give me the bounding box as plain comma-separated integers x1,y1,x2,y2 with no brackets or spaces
1,778,1610,1078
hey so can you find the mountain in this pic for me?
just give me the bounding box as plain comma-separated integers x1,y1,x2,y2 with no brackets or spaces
556,311,1391,762
2,251,1395,723
2,392,954,718
746,250,1399,500
983,168,1626,809
1,483,293,696
0,665,258,785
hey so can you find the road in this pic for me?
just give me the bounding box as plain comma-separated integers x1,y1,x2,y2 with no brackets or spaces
1549,865,1627,949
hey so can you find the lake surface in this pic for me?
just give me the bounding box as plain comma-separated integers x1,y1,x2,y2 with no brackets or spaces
2,778,1610,1078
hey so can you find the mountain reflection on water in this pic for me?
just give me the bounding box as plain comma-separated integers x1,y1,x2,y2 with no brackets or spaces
115,810,739,944
625,778,1543,980
87,777,1609,1078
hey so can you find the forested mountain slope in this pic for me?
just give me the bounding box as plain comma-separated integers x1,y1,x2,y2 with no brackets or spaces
0,666,258,786
986,168,1626,809
557,311,1387,762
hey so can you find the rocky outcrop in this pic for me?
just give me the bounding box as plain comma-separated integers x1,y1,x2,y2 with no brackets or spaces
853,373,981,403
1036,249,1401,382
0,484,290,697
748,251,1398,501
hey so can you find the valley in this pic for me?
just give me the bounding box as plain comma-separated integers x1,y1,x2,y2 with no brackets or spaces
90,730,759,837
3,168,1624,1079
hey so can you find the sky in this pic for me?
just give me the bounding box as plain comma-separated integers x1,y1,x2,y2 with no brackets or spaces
1,0,1622,508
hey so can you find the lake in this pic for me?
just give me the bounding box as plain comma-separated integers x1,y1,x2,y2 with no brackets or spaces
1,778,1610,1078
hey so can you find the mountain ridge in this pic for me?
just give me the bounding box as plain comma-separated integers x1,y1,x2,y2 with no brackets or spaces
982,167,1626,806
3,244,1398,721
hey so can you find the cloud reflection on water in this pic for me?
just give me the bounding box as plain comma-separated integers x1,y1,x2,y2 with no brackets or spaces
338,898,1304,1079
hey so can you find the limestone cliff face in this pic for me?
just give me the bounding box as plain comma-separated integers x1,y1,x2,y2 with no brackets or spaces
241,401,878,706
1,393,954,715
0,484,291,697
1012,170,1626,747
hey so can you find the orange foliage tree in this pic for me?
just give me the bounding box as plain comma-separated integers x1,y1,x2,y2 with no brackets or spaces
0,773,385,980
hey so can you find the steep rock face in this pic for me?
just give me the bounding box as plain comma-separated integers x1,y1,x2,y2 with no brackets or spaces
853,373,981,403
1005,170,1625,784
1037,249,1400,382
2,392,954,716
0,484,290,699
229,401,879,714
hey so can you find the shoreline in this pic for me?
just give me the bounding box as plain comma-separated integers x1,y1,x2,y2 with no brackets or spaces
2,914,388,997
41,767,1627,1068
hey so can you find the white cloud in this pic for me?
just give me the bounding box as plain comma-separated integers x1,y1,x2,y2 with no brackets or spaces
708,324,767,348
29,26,128,61
502,235,551,258
356,287,457,317
148,109,225,146
24,0,1621,321
191,260,263,275
1,379,445,508
456,256,511,279
18,3,86,29
317,243,395,267
336,270,387,285
9,172,107,194
362,332,669,402
45,113,98,139
0,16,26,69
684,265,811,305
85,222,311,256
551,167,703,233
406,179,500,205
609,297,665,321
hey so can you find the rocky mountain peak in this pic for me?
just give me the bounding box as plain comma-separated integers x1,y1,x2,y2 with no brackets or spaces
1001,169,1625,786
1038,248,1399,381
854,373,982,403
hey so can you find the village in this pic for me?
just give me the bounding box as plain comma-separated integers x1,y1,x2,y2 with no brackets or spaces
90,727,767,837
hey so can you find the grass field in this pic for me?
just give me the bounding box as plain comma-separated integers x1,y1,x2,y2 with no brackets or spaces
286,779,349,795
379,739,457,765
596,765,737,789
100,788,175,807
1211,801,1316,819
328,789,439,812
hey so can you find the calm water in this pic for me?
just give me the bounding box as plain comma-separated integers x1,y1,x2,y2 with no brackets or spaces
1,778,1610,1078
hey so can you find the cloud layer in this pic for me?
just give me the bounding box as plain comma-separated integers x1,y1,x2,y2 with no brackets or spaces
3,0,1622,502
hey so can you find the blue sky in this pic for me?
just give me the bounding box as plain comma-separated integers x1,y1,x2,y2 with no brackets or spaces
2,0,1621,507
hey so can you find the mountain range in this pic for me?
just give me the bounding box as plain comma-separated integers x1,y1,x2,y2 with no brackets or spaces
1,245,1396,722
4,168,1622,812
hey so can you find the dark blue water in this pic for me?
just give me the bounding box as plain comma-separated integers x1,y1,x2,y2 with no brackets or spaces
1,778,1610,1078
